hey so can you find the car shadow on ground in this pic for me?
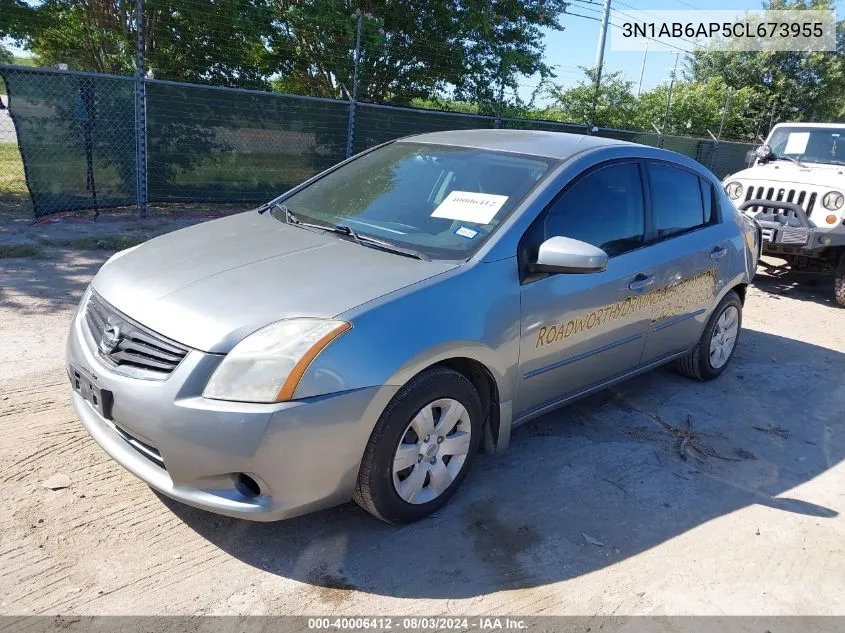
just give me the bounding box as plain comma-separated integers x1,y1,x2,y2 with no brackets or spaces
164,328,844,599
0,249,106,314
752,259,839,308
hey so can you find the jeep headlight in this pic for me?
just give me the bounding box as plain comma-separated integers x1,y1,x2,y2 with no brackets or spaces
822,191,844,211
203,319,351,403
725,181,743,200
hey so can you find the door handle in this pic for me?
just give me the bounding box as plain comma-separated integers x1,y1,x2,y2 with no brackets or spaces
628,273,655,291
710,245,728,260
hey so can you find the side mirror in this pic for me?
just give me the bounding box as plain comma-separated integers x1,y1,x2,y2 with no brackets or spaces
532,236,608,275
744,149,757,167
754,144,773,161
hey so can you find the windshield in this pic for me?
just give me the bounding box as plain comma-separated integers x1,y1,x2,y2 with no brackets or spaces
767,126,845,165
274,142,556,260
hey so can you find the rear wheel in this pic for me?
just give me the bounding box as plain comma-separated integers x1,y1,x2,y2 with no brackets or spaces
835,254,845,308
353,367,482,523
676,291,742,381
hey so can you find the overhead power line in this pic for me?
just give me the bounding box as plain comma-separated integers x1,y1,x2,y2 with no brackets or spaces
563,9,696,55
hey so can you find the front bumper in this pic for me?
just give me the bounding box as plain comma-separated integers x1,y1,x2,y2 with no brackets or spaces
67,305,397,521
738,198,844,257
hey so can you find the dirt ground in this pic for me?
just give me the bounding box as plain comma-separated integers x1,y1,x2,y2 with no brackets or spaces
1,244,844,616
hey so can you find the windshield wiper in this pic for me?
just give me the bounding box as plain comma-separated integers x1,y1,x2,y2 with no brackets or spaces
262,201,336,232
260,202,429,261
258,200,306,225
773,154,807,168
334,224,430,261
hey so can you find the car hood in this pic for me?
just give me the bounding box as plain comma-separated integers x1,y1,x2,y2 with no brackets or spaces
726,162,845,189
92,212,459,352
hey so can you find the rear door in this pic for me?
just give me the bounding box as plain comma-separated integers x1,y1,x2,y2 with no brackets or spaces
639,162,732,364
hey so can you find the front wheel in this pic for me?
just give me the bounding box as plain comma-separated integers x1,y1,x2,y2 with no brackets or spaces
676,291,742,381
353,367,483,523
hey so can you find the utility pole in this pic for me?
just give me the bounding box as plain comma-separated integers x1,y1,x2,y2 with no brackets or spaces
659,52,680,147
496,63,506,128
346,11,363,159
134,0,147,218
590,0,612,125
636,40,648,97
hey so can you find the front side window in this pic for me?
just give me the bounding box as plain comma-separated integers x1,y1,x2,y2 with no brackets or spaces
542,162,645,256
276,142,556,260
648,164,707,239
767,126,845,165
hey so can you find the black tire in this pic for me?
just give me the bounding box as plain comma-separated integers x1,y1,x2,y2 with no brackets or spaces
835,255,845,308
353,366,483,524
676,291,743,381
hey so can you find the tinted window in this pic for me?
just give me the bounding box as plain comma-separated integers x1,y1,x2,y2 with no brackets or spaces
700,178,716,224
278,142,555,260
543,163,645,256
648,164,706,239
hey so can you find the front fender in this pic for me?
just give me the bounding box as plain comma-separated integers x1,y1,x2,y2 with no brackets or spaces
293,257,522,433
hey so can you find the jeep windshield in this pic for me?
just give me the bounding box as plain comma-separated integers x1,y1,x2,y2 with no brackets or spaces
270,142,556,261
767,126,845,166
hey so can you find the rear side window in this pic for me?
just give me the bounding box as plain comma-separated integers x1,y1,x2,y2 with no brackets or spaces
543,163,645,256
700,178,717,224
648,164,709,239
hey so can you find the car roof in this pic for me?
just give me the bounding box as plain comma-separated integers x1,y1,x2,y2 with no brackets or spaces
397,128,636,160
771,122,845,130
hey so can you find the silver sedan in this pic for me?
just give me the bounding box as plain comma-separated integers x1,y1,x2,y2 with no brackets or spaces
67,130,759,523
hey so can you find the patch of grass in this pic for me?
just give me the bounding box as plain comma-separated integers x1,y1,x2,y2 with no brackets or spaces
0,243,43,258
0,143,27,196
39,235,148,251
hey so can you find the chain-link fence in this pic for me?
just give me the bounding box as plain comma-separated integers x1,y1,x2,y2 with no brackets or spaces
0,0,757,220
0,62,755,219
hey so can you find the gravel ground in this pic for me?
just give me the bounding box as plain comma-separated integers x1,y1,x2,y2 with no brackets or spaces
1,246,844,616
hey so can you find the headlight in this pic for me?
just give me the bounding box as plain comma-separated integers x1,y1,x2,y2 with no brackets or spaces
203,319,351,403
725,181,743,200
822,191,844,211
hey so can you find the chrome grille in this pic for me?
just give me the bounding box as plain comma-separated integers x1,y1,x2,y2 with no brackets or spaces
84,292,189,378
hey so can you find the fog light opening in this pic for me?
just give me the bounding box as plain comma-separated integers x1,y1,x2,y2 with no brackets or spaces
235,473,262,498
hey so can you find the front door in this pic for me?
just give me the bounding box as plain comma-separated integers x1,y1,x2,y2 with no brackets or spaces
516,161,654,419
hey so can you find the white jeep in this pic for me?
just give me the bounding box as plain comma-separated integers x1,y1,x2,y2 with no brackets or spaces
723,122,845,307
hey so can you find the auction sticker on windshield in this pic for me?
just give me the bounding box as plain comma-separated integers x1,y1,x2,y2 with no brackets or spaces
431,191,508,224
784,132,810,154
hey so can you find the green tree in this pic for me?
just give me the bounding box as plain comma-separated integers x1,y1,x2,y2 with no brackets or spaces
686,0,845,130
0,0,34,64
635,77,760,140
545,67,638,128
23,0,275,85
266,0,567,108
18,0,568,106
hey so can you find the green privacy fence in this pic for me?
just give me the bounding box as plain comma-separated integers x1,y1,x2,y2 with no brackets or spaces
0,64,755,218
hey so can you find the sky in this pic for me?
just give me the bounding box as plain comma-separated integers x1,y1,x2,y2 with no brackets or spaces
516,0,844,105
